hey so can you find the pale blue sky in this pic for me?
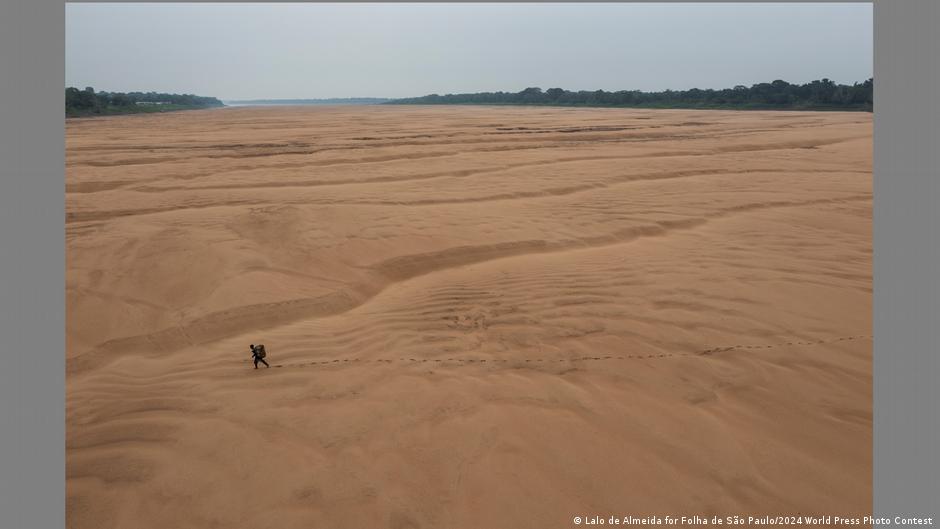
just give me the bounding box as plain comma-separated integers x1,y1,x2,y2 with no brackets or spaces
66,3,873,100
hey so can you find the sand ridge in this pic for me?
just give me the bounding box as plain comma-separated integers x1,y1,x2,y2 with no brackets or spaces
250,333,873,370
67,105,871,529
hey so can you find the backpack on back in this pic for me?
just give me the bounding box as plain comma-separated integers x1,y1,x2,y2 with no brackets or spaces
255,344,266,359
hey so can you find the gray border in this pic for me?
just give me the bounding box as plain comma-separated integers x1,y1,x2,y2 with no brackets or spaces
0,0,65,528
872,0,940,520
4,1,939,527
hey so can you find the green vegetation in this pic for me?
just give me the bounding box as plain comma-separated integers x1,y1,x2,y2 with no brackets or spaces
66,87,224,117
386,78,873,111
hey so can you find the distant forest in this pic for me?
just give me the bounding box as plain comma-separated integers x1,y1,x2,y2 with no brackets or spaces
66,78,873,116
386,78,873,111
66,87,225,117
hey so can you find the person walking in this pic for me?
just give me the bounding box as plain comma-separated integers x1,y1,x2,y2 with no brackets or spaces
250,344,269,369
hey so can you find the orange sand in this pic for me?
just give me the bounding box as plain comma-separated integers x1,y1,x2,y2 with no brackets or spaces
67,106,871,529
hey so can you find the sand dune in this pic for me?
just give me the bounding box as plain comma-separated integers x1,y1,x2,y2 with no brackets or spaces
67,106,871,529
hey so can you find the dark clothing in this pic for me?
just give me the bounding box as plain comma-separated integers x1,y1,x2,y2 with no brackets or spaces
250,345,269,368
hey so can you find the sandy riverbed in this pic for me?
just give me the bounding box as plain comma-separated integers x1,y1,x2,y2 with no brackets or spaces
66,105,872,529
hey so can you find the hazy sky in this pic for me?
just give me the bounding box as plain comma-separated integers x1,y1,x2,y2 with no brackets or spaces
66,3,872,100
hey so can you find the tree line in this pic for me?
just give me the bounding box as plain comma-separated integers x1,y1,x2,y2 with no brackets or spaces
66,86,225,116
386,78,873,111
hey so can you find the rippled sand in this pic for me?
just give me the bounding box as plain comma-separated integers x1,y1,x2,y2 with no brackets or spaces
67,106,871,529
